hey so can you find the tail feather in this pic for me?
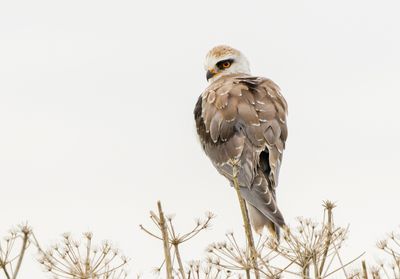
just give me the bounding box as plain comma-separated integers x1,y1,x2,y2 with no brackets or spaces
247,203,281,239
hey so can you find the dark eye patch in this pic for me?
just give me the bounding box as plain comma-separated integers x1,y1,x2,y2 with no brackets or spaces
216,59,234,70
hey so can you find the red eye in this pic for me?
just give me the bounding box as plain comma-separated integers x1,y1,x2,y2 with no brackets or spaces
222,61,231,68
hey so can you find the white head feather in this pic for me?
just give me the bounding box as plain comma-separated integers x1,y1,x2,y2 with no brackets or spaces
204,45,251,83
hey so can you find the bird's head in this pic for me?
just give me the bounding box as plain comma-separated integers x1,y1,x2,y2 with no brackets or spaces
204,45,251,83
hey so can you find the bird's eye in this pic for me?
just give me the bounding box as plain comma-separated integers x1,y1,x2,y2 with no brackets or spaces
217,59,234,70
222,61,231,68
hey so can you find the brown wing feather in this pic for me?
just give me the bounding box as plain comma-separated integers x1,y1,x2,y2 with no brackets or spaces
199,74,287,178
194,73,288,230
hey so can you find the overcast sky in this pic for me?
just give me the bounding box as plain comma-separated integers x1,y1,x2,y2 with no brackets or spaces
1,0,400,277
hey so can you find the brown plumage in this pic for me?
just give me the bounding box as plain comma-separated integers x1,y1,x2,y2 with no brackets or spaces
194,70,288,237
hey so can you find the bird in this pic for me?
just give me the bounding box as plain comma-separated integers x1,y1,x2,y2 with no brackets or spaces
194,45,288,238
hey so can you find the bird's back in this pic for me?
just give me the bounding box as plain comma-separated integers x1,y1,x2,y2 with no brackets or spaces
194,73,288,234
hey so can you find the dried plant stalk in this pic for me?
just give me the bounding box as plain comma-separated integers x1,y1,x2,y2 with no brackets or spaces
319,201,334,275
6,199,400,279
157,201,173,279
35,231,128,279
362,260,369,279
0,224,31,279
173,243,186,279
141,202,215,278
375,229,400,279
208,200,367,279
232,164,260,279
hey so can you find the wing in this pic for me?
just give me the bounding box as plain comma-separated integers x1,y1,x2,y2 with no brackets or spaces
194,74,288,229
197,74,288,187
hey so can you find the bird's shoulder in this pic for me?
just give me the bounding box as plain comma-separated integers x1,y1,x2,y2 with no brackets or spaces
195,74,287,145
201,74,287,114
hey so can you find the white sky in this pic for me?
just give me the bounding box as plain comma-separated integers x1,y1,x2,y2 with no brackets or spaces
1,0,400,278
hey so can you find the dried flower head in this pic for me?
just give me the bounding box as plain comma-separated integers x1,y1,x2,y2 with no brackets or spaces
0,224,31,279
141,203,216,278
37,232,128,279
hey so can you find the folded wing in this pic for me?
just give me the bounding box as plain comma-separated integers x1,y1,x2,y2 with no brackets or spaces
194,74,288,231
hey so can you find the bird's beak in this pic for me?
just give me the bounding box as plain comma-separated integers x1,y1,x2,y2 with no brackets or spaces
206,69,217,81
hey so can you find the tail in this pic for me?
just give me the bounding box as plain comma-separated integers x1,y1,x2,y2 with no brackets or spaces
240,177,285,240
247,203,282,239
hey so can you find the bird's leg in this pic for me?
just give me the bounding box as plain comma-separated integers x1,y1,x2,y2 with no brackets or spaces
231,162,260,279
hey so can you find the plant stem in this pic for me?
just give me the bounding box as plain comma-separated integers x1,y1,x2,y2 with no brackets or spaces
362,260,368,279
12,230,29,279
157,201,173,279
232,164,260,279
302,263,310,279
313,253,320,279
2,267,11,279
319,205,333,275
174,244,187,279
